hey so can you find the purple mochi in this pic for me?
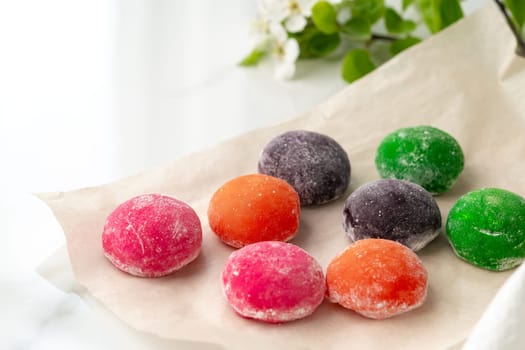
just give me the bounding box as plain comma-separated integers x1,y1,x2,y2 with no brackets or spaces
258,130,351,206
343,179,441,251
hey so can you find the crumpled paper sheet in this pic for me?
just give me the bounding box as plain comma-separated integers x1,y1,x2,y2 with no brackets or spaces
39,3,525,350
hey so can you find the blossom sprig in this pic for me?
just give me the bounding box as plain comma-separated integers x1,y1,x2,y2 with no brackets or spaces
241,0,469,82
241,1,525,82
258,0,317,33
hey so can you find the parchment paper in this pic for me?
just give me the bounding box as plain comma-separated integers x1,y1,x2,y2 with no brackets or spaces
39,3,525,350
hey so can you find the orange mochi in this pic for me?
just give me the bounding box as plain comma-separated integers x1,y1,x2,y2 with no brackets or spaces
326,239,428,319
208,174,300,248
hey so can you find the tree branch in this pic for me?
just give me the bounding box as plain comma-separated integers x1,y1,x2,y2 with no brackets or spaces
371,33,397,42
493,0,525,57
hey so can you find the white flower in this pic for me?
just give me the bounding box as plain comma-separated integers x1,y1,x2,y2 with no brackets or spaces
249,18,272,49
257,0,316,33
247,9,301,80
247,20,300,79
258,0,288,21
273,39,300,79
336,6,351,25
284,13,307,33
269,22,300,79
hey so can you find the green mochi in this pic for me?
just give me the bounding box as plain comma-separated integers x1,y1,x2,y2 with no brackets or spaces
375,126,464,194
446,188,525,271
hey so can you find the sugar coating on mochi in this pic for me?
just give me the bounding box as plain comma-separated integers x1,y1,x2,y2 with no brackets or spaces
258,130,351,206
326,239,428,320
446,188,525,271
208,174,300,248
343,179,441,251
221,241,326,323
375,125,464,195
102,194,202,277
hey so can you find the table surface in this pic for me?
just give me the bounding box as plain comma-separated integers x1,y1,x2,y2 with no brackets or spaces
1,1,487,349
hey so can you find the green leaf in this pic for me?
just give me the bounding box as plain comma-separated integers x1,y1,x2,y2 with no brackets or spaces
504,0,525,28
438,0,463,29
312,1,339,34
239,48,266,66
404,19,417,33
416,0,463,33
416,0,438,33
350,0,385,24
390,36,422,55
403,0,415,11
341,48,376,83
385,8,403,33
291,25,341,59
385,7,417,34
340,17,371,41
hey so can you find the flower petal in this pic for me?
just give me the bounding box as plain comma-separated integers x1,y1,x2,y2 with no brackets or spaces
257,0,288,21
269,21,288,42
249,19,271,46
274,61,296,80
297,0,316,16
285,14,307,33
249,19,269,35
283,38,300,62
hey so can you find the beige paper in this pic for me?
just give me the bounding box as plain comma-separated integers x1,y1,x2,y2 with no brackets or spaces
39,4,525,350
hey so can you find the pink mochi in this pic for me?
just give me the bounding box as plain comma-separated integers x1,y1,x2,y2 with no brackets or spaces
221,241,325,323
102,194,202,277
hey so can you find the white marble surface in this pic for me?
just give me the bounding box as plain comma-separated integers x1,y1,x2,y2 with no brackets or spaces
0,1,501,349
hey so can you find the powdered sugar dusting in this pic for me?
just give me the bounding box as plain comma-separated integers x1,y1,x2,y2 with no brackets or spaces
446,188,525,271
102,194,202,278
221,241,325,323
343,179,441,251
326,239,428,319
375,126,464,194
258,130,351,206
208,174,300,248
